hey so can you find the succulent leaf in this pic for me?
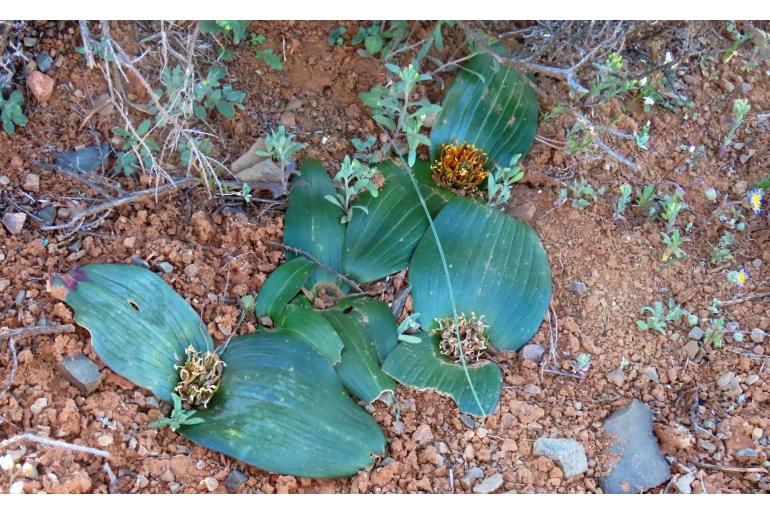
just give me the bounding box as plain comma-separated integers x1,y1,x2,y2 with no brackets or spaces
274,303,344,365
255,256,316,320
430,54,539,167
409,197,552,351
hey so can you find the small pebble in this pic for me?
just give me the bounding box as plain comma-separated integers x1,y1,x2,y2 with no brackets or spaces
750,328,767,343
567,282,589,294
687,326,704,341
472,473,503,494
224,469,248,493
202,477,219,492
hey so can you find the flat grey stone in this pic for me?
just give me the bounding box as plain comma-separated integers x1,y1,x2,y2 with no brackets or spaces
472,473,503,494
224,469,247,493
567,282,588,294
36,53,54,72
460,466,484,489
521,343,545,363
600,399,671,493
157,261,174,274
687,326,704,341
533,437,588,477
2,212,27,235
58,354,103,395
750,328,767,343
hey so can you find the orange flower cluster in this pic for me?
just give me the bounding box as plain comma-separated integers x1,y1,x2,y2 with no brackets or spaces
431,143,489,191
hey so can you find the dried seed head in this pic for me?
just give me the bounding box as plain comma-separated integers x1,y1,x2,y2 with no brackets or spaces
434,312,489,364
431,143,489,192
175,345,225,409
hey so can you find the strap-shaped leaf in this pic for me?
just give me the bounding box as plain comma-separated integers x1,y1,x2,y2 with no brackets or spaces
284,160,346,288
322,309,396,404
410,197,552,351
274,303,344,365
337,298,398,362
342,160,452,283
49,264,212,401
180,331,386,478
382,333,502,417
255,257,316,320
430,54,539,166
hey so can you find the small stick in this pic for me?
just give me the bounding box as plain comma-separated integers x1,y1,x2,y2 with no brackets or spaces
691,460,767,474
717,291,770,308
42,177,198,231
0,433,109,459
0,324,75,342
267,240,365,294
78,21,95,70
1,339,18,396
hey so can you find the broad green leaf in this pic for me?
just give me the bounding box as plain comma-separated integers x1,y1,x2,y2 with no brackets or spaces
255,257,316,320
410,197,551,351
342,160,452,283
179,331,387,478
322,310,396,404
430,54,539,166
336,298,398,362
274,303,344,365
382,333,502,417
285,160,346,289
49,264,212,401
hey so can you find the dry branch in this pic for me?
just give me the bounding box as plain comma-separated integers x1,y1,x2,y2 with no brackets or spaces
0,433,109,459
0,324,75,342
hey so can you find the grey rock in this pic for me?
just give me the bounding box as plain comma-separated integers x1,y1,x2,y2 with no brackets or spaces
741,83,753,95
750,328,767,343
683,340,701,360
2,212,27,235
600,399,671,493
35,205,57,226
459,414,477,429
687,326,704,341
699,439,716,453
606,368,625,387
23,37,38,47
717,371,739,391
36,142,111,174
639,366,659,383
675,472,694,494
736,448,760,459
412,424,433,445
36,52,54,72
472,473,503,494
58,354,103,395
460,466,484,489
533,437,588,477
752,259,763,269
224,469,248,493
567,282,589,294
157,262,174,274
726,321,740,333
521,343,545,363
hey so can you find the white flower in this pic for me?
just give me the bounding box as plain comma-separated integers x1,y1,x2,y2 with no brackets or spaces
644,97,655,106
0,454,15,472
639,77,648,87
665,51,673,64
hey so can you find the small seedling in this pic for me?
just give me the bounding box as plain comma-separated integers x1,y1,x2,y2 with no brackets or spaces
721,98,751,153
614,183,633,219
397,313,422,344
328,26,347,46
636,298,684,335
199,21,249,45
112,119,161,176
660,190,687,231
635,120,651,149
710,232,737,265
0,90,27,135
634,184,657,216
179,137,214,168
589,52,636,102
148,393,205,432
256,48,283,70
573,353,592,377
565,123,594,155
324,156,380,224
487,154,524,209
351,135,379,164
255,125,307,188
661,229,689,262
559,179,604,209
359,63,439,166
704,317,726,348
240,182,253,204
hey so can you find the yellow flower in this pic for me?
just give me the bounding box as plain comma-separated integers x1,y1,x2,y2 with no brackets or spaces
748,189,763,215
431,143,489,192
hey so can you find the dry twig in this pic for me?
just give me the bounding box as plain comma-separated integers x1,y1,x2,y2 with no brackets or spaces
0,324,75,342
267,241,365,294
0,433,109,459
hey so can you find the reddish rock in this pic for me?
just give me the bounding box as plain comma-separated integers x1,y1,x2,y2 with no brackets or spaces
27,71,55,102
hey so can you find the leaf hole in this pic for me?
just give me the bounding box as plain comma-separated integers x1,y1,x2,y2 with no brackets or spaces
341,306,354,315
128,300,140,311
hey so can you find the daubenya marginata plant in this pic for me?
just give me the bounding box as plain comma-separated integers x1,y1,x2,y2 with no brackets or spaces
48,264,385,478
280,54,550,418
